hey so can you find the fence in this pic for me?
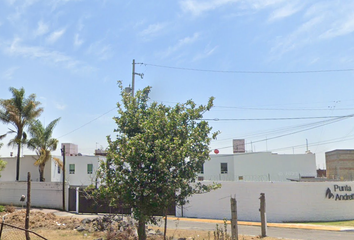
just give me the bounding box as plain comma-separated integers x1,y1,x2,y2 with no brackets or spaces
199,172,305,182
0,222,47,240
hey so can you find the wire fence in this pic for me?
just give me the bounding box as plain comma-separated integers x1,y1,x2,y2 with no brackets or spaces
198,172,307,182
0,222,47,240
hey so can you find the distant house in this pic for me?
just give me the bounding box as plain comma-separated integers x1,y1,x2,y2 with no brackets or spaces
326,149,354,180
198,151,317,182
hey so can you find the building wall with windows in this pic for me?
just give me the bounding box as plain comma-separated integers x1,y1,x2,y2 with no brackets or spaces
64,156,104,186
199,152,316,182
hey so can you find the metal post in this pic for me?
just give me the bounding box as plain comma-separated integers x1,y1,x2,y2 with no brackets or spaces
259,193,267,237
230,196,238,240
76,187,79,214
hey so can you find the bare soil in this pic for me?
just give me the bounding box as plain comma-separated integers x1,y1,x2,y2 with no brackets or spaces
0,210,293,239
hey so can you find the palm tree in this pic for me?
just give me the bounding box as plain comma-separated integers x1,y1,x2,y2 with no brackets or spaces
0,87,43,181
27,118,61,182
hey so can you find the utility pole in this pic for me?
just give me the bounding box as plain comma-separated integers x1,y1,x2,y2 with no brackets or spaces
131,59,144,97
61,145,66,211
259,193,267,237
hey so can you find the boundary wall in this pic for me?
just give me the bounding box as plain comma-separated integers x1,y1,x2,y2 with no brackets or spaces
0,182,68,210
177,181,354,222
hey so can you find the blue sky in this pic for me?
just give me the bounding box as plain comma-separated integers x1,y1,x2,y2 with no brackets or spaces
1,0,354,168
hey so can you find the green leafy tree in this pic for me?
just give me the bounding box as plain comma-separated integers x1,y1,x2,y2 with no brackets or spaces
0,87,43,181
97,83,219,240
27,118,61,182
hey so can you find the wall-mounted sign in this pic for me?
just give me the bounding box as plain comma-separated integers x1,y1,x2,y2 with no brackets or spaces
325,185,354,201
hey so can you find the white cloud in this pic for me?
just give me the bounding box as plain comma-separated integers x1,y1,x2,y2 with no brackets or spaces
34,21,49,37
87,40,112,61
160,32,200,58
268,2,303,22
2,66,19,81
193,45,218,61
180,0,238,16
55,102,66,110
74,33,83,47
2,38,92,72
140,22,168,37
46,28,66,44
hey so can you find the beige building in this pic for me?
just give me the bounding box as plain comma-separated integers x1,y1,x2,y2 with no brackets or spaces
325,149,354,180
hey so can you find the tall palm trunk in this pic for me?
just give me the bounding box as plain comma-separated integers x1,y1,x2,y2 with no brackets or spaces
39,163,45,182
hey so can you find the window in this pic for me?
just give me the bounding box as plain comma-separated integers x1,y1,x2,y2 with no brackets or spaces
221,163,228,174
69,164,75,174
58,165,61,174
87,164,93,174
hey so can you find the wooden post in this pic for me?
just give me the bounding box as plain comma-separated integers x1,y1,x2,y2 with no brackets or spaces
230,196,238,240
259,193,267,237
25,172,31,240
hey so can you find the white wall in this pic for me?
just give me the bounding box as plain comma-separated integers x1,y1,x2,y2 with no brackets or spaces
0,155,62,182
0,181,69,210
202,152,316,181
65,156,104,186
177,181,354,222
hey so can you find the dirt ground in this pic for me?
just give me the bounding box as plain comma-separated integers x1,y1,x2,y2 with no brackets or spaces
0,210,292,240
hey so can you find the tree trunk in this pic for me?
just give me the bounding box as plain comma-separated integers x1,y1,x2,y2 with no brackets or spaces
39,164,45,182
138,218,146,240
16,143,21,181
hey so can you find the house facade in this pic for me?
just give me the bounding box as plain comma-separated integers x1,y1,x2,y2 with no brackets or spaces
326,149,354,180
199,152,317,182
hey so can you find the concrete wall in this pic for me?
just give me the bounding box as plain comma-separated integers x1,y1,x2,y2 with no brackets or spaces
0,181,68,210
201,152,316,181
177,181,354,222
0,155,62,182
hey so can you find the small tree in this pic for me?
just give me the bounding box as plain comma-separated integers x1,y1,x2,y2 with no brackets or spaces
27,118,61,182
97,83,219,240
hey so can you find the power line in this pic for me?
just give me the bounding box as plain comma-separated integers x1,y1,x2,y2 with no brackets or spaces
203,114,354,121
58,107,117,139
142,63,354,74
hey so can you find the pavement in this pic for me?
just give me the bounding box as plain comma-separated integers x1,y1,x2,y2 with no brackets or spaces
30,208,354,232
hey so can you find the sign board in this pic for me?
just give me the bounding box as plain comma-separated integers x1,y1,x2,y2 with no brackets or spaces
233,139,245,153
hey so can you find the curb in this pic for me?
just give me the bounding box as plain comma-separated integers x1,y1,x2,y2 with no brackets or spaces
168,217,354,232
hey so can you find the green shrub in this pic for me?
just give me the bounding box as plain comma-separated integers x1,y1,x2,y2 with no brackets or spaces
0,205,5,212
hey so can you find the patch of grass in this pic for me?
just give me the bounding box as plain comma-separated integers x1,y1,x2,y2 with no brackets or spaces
0,205,5,212
301,220,354,227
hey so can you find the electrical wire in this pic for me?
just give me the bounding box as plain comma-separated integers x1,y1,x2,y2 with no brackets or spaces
142,63,354,74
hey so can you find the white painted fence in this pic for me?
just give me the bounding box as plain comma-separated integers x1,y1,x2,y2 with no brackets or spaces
177,181,354,222
0,182,68,210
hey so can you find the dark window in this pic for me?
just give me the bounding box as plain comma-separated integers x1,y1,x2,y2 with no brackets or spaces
69,164,75,174
87,164,93,174
199,164,204,174
221,163,228,174
58,165,61,174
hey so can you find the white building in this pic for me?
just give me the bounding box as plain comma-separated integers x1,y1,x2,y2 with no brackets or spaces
0,154,105,187
199,152,317,182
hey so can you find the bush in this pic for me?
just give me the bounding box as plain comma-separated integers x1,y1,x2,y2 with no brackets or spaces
0,205,5,212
